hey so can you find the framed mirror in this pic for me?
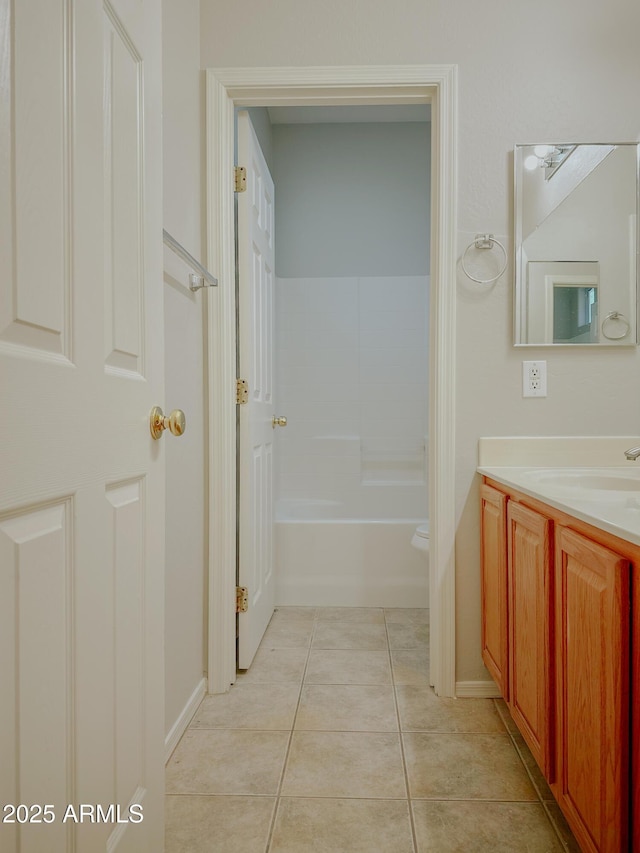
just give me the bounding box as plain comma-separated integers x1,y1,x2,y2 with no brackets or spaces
514,143,639,346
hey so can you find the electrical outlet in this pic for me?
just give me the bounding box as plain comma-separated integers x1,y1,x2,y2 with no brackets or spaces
522,360,547,397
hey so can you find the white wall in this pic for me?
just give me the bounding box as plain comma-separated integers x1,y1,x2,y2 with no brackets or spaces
199,0,640,684
162,0,207,738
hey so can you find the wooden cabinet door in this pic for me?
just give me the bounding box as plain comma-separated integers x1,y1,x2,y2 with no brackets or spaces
633,561,640,852
507,501,554,779
480,484,509,697
554,526,630,853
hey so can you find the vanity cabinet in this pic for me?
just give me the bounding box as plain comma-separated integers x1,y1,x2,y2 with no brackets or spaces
553,525,630,853
480,484,554,772
480,484,508,696
507,501,554,779
480,478,633,853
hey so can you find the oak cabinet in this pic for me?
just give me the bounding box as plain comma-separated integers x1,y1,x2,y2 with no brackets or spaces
553,526,630,853
507,501,554,780
480,484,508,696
480,479,633,853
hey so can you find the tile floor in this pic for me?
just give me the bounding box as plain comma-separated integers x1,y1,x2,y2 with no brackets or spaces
165,607,580,852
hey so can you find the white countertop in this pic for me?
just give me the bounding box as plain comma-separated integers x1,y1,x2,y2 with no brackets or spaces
477,437,640,547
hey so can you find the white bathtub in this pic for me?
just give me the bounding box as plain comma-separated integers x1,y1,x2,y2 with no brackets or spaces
275,500,429,608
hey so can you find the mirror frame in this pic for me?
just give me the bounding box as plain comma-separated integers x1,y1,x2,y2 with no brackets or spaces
514,142,640,347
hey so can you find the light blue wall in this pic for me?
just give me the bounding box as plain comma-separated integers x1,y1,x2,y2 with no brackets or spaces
272,121,431,278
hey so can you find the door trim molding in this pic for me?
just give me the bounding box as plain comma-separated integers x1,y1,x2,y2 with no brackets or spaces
205,65,458,697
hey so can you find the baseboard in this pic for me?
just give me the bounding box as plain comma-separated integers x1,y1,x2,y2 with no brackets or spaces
455,680,502,698
165,677,207,764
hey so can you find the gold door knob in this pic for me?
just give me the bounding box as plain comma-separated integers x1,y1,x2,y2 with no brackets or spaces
272,416,288,429
150,406,186,440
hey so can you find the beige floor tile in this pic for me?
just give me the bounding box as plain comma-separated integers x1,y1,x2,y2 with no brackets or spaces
165,795,275,853
312,621,388,650
305,648,392,684
494,701,555,803
262,620,314,649
396,686,506,733
270,606,317,623
403,732,537,800
282,731,406,798
542,801,583,852
270,797,414,853
166,729,289,795
190,683,300,730
316,606,385,623
493,698,517,732
412,800,564,852
391,649,430,685
164,608,581,851
237,647,309,683
387,621,429,649
511,730,555,802
295,684,398,731
385,608,429,625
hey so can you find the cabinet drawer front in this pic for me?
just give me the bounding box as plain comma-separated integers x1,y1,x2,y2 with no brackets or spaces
554,525,630,852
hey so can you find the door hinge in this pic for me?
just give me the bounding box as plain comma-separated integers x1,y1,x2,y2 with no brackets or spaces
234,166,247,193
236,378,249,405
236,586,248,613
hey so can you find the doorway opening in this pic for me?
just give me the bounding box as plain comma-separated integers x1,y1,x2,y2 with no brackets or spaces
236,104,431,669
205,66,458,698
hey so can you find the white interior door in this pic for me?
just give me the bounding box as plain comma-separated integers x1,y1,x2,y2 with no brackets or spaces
237,111,276,669
0,2,164,851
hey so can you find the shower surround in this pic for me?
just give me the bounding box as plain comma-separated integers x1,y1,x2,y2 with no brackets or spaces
274,274,429,607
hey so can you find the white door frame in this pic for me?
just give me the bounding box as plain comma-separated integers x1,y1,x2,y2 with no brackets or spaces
204,65,458,697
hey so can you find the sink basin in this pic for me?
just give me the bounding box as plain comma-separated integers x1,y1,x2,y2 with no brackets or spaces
523,469,640,492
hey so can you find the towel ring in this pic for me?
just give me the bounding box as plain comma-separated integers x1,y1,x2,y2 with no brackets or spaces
461,234,508,284
602,311,631,340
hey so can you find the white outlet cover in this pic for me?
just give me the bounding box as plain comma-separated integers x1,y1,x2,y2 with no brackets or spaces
522,360,547,397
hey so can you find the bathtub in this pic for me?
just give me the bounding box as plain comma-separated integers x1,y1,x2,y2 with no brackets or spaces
275,499,429,608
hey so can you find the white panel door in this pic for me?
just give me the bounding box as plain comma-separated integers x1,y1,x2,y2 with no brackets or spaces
0,1,164,851
237,111,276,669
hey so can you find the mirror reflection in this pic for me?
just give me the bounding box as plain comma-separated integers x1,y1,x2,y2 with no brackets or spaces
514,143,639,346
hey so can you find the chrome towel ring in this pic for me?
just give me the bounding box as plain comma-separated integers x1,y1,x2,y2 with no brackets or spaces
602,311,631,340
461,233,508,284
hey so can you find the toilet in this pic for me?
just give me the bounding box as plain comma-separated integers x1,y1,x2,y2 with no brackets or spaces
411,521,430,555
